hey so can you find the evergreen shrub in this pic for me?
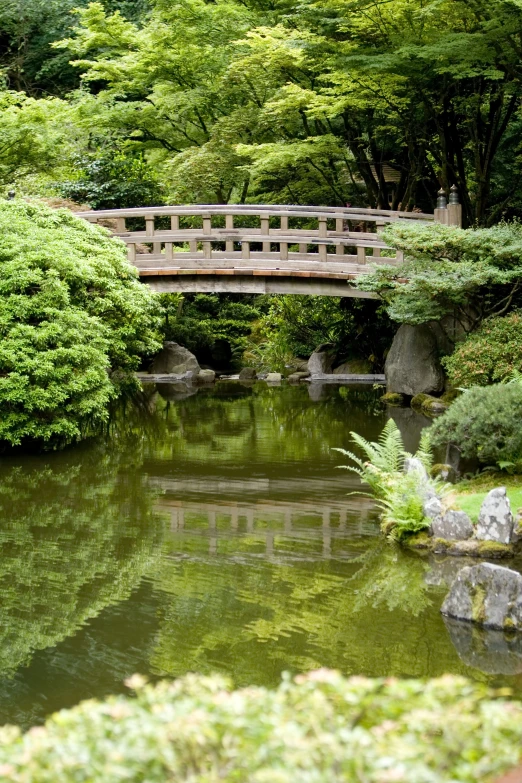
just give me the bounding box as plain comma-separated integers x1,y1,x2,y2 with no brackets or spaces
443,311,522,386
0,200,160,448
0,671,521,782
430,384,522,469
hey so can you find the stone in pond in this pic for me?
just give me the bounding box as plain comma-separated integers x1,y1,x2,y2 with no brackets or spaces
151,342,200,375
266,372,282,382
239,367,257,380
441,562,522,630
307,343,336,375
475,487,514,544
195,369,216,384
432,510,474,540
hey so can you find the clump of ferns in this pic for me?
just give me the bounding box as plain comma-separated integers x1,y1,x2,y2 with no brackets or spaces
334,420,448,542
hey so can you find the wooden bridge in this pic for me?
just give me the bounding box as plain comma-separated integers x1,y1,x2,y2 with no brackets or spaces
78,200,459,297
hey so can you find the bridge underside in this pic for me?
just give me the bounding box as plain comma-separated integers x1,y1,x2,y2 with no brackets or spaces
141,270,378,298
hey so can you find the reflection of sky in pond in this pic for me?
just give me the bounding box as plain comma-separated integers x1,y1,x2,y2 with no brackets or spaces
0,382,521,729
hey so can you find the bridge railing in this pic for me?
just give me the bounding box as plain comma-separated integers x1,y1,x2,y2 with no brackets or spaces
77,204,436,272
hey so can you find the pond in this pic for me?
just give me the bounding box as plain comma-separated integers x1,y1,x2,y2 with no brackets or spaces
1,381,521,729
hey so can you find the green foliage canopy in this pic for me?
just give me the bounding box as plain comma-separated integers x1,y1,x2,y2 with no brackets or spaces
0,200,160,447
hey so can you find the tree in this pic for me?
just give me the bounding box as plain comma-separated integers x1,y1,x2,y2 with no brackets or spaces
0,200,160,448
357,221,522,335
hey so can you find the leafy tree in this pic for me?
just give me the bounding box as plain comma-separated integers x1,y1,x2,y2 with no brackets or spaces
0,200,160,448
358,222,522,333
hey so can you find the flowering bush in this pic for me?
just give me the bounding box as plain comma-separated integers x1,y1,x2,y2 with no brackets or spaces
0,671,520,782
443,311,522,386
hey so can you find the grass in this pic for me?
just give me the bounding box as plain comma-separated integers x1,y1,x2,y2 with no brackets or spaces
450,473,522,522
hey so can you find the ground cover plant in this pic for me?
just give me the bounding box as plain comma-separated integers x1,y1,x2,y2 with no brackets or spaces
0,671,520,782
0,200,160,448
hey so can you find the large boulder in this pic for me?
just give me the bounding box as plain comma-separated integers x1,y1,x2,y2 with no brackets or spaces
151,342,200,375
385,324,445,396
441,562,522,630
308,344,336,375
475,487,514,544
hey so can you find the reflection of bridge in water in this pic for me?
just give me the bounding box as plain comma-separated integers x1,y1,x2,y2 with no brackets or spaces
153,476,377,559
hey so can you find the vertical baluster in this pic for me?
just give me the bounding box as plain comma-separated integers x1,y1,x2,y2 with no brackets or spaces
280,243,288,261
373,247,381,259
336,217,344,256
225,214,234,252
145,216,155,236
116,217,126,233
203,216,212,234
242,241,250,260
280,215,288,231
165,243,173,261
128,243,136,263
261,216,270,253
318,216,327,237
203,241,212,260
357,246,366,264
298,243,307,254
189,241,198,253
171,215,179,231
319,243,327,262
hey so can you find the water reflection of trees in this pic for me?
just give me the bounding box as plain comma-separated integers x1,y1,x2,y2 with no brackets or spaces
0,443,164,679
148,534,467,687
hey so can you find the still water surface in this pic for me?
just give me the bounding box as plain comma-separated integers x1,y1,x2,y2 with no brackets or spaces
1,382,521,729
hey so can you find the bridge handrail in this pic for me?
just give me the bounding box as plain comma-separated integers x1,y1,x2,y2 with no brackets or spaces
77,203,434,223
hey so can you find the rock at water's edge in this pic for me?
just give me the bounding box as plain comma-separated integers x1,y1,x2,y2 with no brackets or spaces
432,510,474,541
239,367,257,380
385,324,445,396
308,344,336,375
266,372,282,382
151,342,200,375
441,562,522,630
475,487,514,544
195,369,216,384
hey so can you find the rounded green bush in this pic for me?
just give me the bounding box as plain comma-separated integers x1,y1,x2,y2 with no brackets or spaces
443,311,522,387
0,671,521,782
430,383,522,468
0,200,160,448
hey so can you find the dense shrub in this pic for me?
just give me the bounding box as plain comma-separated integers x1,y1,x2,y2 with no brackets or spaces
430,384,522,469
0,671,521,782
0,200,160,448
443,311,522,386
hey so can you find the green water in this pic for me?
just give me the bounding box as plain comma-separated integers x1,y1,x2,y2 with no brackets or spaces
0,382,521,729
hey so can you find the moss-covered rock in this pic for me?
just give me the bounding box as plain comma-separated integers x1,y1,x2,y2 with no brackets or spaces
404,531,431,549
380,392,405,406
421,397,449,415
410,393,431,410
431,463,456,482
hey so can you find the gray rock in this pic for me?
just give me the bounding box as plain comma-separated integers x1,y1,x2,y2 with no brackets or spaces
443,616,522,675
404,457,428,481
425,556,474,588
155,381,198,401
195,369,216,384
432,509,474,541
441,562,522,630
475,487,514,544
151,342,200,375
423,496,443,520
238,367,257,380
333,359,371,375
308,343,336,375
385,324,445,396
266,372,282,382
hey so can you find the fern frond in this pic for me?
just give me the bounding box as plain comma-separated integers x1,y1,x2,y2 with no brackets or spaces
415,429,434,471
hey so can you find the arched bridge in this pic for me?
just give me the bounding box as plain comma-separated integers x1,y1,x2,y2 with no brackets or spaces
78,202,458,297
